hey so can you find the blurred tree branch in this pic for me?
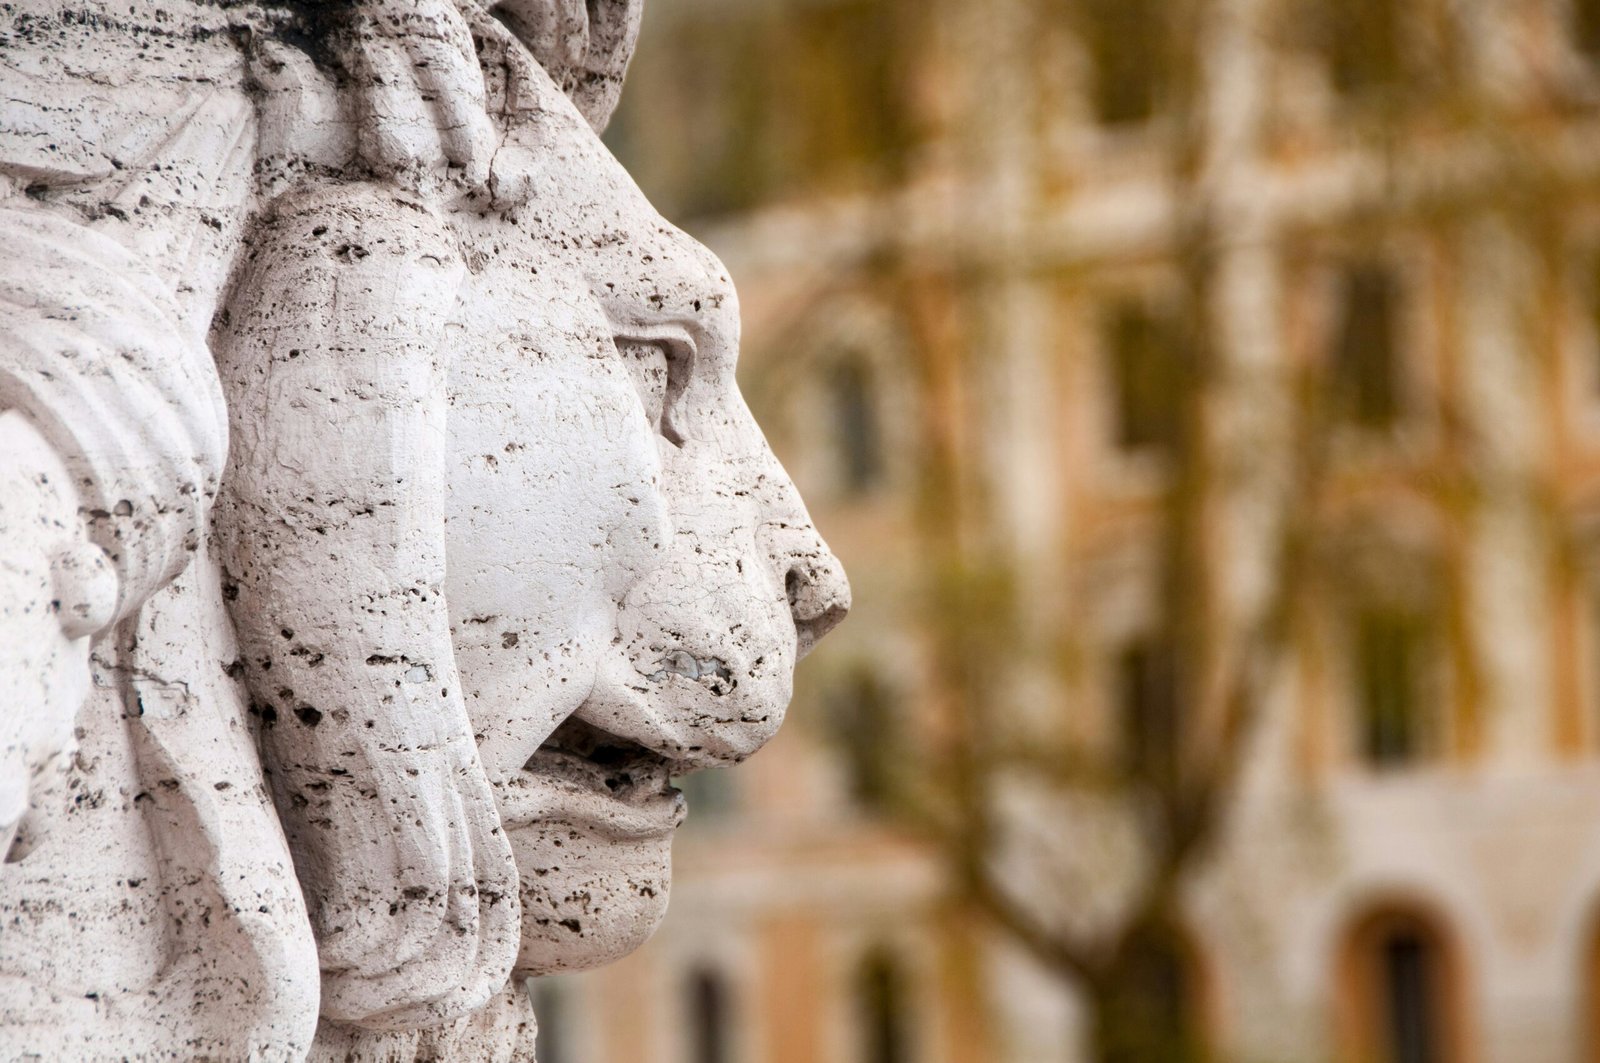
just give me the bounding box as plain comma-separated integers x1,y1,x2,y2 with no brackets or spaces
867,1,1343,1060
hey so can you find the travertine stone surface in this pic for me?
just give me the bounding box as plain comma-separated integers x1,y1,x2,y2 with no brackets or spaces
0,2,848,1059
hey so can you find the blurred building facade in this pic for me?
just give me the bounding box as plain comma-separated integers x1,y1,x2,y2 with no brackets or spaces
539,1,1600,1061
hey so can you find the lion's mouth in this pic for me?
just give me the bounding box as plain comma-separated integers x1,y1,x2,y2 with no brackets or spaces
528,715,677,798
500,715,685,839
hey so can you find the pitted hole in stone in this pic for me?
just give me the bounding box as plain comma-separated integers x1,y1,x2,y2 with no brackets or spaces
645,651,734,694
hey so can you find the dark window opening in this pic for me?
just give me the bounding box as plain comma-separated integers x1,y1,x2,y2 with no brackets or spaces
1577,0,1600,64
832,671,896,812
1381,929,1438,1063
1119,635,1183,782
1078,0,1168,125
1355,608,1430,767
1317,0,1403,97
1107,300,1186,453
1340,910,1459,1063
857,950,909,1063
689,968,732,1063
1330,263,1404,429
832,360,884,495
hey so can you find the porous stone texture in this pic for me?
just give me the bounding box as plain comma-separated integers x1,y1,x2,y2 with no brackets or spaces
0,2,849,1059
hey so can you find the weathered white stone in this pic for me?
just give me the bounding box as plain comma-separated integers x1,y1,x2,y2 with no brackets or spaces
0,1,848,1058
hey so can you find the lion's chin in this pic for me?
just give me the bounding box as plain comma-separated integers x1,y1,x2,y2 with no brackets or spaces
508,821,674,977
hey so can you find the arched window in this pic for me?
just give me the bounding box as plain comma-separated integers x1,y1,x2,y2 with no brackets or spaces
856,949,910,1063
830,359,883,496
688,966,732,1063
1336,904,1467,1063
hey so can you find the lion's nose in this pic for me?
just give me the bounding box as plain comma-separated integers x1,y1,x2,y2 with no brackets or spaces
753,442,850,659
772,529,850,659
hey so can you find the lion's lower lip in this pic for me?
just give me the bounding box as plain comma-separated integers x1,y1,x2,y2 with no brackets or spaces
499,745,686,840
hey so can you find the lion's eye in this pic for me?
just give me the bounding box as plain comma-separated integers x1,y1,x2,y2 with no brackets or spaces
617,338,685,446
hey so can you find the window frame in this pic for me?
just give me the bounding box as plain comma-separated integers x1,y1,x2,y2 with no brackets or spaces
1333,900,1472,1063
